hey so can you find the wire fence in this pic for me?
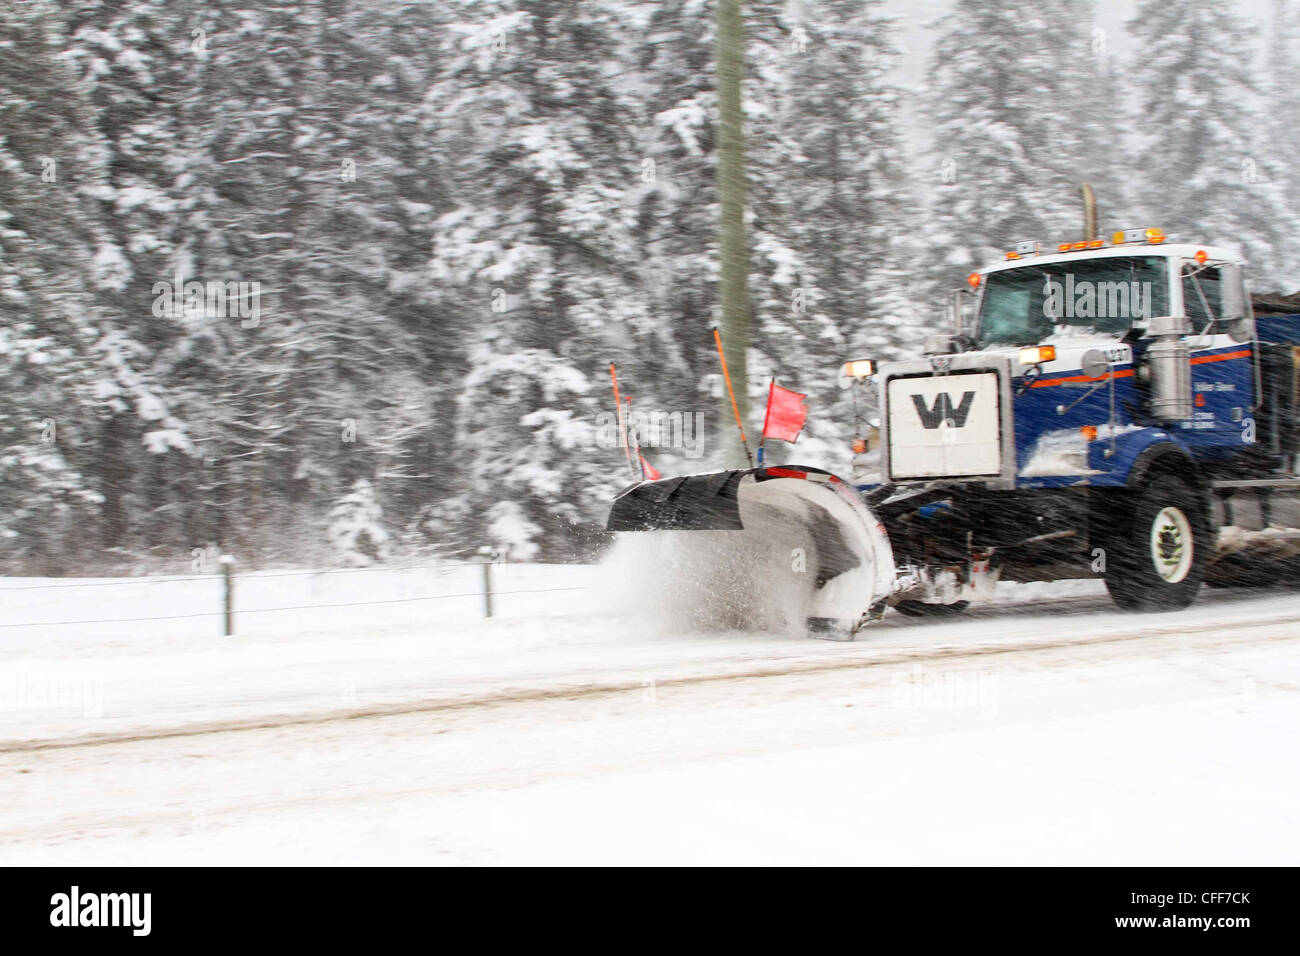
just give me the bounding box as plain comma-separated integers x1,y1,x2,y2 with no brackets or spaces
0,559,480,591
0,559,592,633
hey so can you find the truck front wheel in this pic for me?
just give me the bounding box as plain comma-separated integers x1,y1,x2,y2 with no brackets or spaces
1103,476,1207,611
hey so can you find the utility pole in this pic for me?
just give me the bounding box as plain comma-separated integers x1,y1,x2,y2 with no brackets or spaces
716,0,751,467
1081,183,1098,242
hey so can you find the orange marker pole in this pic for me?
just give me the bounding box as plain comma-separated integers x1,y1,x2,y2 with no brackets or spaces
625,395,647,481
758,378,774,467
713,327,755,468
609,363,635,476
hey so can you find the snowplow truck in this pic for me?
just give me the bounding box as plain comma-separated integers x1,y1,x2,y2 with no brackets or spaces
608,227,1300,634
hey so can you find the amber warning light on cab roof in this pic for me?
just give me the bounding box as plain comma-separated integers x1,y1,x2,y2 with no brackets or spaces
1004,227,1167,260
1112,226,1166,245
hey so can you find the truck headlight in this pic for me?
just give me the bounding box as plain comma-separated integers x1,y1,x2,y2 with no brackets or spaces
839,359,875,388
1018,346,1056,366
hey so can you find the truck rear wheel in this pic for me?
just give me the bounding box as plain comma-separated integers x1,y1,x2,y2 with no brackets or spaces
1103,476,1206,611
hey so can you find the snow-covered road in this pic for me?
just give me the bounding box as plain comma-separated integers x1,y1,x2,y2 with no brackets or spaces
3,567,1299,864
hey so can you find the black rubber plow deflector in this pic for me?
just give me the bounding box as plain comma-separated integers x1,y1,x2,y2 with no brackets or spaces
606,470,748,531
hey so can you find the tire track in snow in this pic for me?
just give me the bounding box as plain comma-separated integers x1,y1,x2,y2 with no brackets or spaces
3,601,1298,756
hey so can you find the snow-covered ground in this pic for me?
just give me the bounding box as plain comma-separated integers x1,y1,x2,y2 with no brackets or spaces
3,564,1299,864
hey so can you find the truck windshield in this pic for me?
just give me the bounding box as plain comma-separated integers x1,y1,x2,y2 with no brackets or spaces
978,256,1169,346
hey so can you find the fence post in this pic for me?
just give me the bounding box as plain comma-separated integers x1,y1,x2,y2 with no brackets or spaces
220,554,235,636
478,546,494,619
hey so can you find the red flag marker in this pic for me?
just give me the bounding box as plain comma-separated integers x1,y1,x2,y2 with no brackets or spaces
762,380,808,444
638,453,662,481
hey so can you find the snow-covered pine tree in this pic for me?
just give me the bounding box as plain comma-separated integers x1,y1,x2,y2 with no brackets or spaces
152,0,444,562
1266,0,1300,291
26,0,456,566
426,1,660,559
327,478,389,566
1070,2,1128,229
58,0,219,554
0,1,166,569
743,0,927,468
622,0,725,472
1129,0,1290,290
927,0,1092,274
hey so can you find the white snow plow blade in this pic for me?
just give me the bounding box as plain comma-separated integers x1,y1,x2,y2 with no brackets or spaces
606,467,895,635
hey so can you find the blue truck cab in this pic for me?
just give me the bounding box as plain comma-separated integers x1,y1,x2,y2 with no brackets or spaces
851,229,1300,612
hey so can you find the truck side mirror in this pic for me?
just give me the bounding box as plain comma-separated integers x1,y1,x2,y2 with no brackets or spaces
947,289,967,334
1220,264,1256,341
1221,263,1248,320
923,333,955,356
1080,349,1109,378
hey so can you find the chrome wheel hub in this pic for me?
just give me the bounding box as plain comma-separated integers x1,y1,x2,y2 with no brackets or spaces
1150,506,1193,583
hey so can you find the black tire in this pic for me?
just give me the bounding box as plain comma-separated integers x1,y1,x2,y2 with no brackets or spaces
894,600,970,618
1103,475,1207,612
